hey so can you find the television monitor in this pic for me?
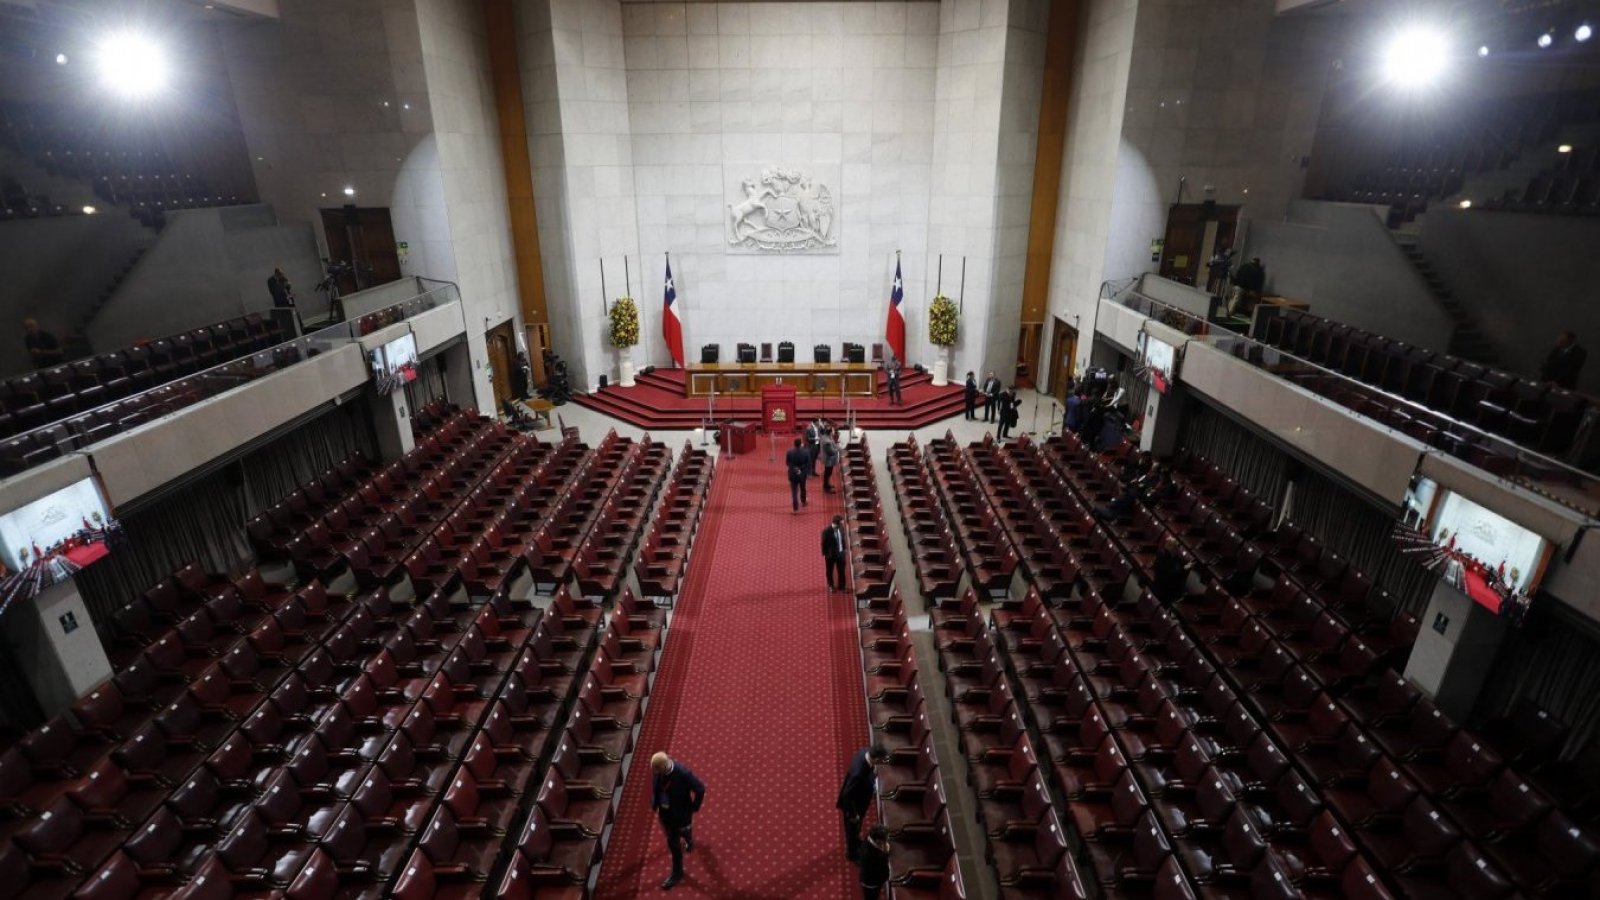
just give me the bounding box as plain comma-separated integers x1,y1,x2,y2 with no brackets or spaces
0,477,120,611
368,331,419,394
1139,332,1179,394
1398,474,1553,619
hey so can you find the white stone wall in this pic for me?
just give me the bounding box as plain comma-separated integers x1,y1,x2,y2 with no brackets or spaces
618,1,940,374
417,0,521,410
1045,0,1138,374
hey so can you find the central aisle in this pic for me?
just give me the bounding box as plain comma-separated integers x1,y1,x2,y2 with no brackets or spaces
593,453,870,899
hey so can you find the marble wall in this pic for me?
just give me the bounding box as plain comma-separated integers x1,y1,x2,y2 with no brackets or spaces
615,1,942,382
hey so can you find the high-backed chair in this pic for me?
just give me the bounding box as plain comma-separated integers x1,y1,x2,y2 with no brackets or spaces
700,344,719,364
737,343,757,364
760,342,773,362
778,342,795,364
814,344,832,364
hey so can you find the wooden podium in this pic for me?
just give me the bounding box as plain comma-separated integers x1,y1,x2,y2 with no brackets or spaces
761,385,798,434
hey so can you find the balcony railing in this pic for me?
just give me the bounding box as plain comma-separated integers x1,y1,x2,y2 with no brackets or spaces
1111,288,1600,518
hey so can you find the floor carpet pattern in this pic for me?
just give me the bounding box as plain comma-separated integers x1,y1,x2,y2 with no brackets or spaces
593,455,870,899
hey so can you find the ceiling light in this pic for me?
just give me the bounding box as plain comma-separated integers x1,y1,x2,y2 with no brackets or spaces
1559,144,1573,154
1458,199,1472,209
82,205,96,214
1477,45,1489,57
1577,24,1593,43
94,31,172,99
1382,26,1450,89
54,52,68,65
1538,31,1554,49
343,186,356,197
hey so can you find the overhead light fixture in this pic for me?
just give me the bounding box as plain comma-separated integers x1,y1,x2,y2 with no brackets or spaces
1538,31,1554,49
1382,26,1451,89
1578,24,1593,43
1559,144,1573,154
54,52,68,65
82,205,97,214
343,186,356,197
94,31,172,99
1458,199,1472,209
1477,45,1490,57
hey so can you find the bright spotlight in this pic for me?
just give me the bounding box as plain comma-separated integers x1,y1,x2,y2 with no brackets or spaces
1538,31,1554,49
1458,199,1472,209
54,52,68,65
82,205,97,215
94,32,171,99
1578,24,1593,43
1382,27,1450,88
1559,144,1574,154
342,186,356,197
1477,45,1490,57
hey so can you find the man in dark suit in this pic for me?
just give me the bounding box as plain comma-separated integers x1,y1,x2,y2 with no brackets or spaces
886,360,903,405
805,418,822,476
836,744,889,861
982,371,1002,422
963,371,978,420
785,438,810,512
822,515,848,592
651,751,706,891
1540,330,1586,389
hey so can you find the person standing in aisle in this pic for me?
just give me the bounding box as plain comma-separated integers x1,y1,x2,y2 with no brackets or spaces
886,359,904,406
651,751,706,891
836,744,889,860
805,418,822,477
786,438,810,512
820,426,840,493
963,371,979,420
822,515,849,592
857,824,892,900
982,371,1002,423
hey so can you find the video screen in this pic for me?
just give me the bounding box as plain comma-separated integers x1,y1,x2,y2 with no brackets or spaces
1140,333,1178,395
1396,474,1551,620
369,332,419,394
0,478,121,612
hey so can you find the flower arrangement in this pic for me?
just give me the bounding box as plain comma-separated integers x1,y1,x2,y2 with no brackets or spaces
609,296,639,348
928,294,959,347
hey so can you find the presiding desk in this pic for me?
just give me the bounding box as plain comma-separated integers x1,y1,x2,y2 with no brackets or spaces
685,362,879,398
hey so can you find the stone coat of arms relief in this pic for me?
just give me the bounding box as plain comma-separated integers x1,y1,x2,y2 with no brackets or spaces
726,167,838,252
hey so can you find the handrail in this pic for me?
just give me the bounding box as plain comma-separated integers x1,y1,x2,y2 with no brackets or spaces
1110,286,1600,518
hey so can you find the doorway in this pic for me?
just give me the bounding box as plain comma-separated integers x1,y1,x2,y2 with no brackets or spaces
485,322,515,412
319,206,404,296
1159,203,1240,288
1049,318,1078,403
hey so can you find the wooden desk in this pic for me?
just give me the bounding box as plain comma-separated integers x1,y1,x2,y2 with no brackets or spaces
685,363,878,398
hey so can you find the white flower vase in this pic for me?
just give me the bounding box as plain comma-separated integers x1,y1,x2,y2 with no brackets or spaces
618,351,637,388
931,348,950,386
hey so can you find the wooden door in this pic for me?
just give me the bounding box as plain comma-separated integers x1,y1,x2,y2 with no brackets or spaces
486,322,514,411
1049,318,1078,403
320,207,404,295
1160,203,1241,287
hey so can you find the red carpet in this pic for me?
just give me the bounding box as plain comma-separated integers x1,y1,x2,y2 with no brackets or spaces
572,367,971,431
593,456,870,899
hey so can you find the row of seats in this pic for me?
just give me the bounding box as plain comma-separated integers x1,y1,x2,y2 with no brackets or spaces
1258,307,1588,458
838,437,897,601
633,444,715,600
886,440,964,602
838,438,966,898
919,437,1019,598
496,589,669,898
916,582,1088,899
0,314,292,477
243,454,379,570
1026,432,1600,896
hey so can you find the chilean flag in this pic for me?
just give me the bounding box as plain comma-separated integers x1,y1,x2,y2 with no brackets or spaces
662,257,684,367
885,259,906,365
